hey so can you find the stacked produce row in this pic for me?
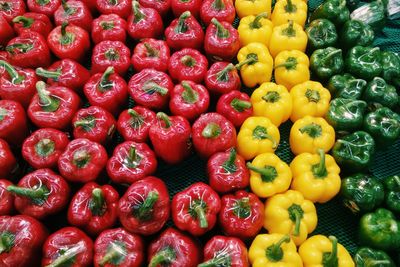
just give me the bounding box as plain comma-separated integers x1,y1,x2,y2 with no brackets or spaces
0,0,399,266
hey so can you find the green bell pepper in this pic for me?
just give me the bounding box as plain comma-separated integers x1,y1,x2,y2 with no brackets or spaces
305,19,338,52
339,20,374,51
350,0,387,32
310,47,344,81
332,130,375,172
340,173,384,214
384,175,400,214
381,51,400,84
310,0,350,27
327,73,367,99
363,77,399,109
363,107,400,147
353,247,396,267
326,98,367,132
358,208,400,251
345,46,382,81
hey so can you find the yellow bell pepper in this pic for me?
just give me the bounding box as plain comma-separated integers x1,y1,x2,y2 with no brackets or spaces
235,0,271,19
264,190,318,246
250,82,292,127
290,149,341,203
236,42,273,88
290,81,331,122
238,13,273,47
237,116,280,160
249,234,303,267
271,0,308,27
289,116,335,155
247,152,292,198
269,21,307,58
274,50,310,90
299,235,355,267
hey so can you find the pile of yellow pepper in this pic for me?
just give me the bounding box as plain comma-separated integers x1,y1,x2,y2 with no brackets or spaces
234,0,355,266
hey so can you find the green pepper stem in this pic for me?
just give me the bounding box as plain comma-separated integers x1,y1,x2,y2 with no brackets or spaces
252,126,278,148
299,123,322,138
181,81,198,103
144,43,158,57
132,1,144,22
195,204,208,228
285,0,297,13
36,67,62,80
198,253,231,267
128,109,144,127
321,49,342,65
98,242,125,266
7,185,48,200
246,163,278,182
393,176,400,188
61,0,75,15
100,21,114,30
250,12,268,29
262,91,281,103
149,247,176,267
282,20,296,37
143,82,168,96
312,148,328,178
292,209,301,236
0,108,7,121
222,148,238,173
36,81,60,112
265,235,290,262
73,150,91,168
98,66,114,92
235,54,258,69
176,11,190,33
230,98,252,112
90,188,105,215
135,191,159,221
126,146,141,168
181,55,196,67
109,0,118,5
323,236,338,267
274,57,298,70
0,60,24,84
74,118,95,129
6,43,34,54
105,48,119,61
212,0,225,10
35,138,55,157
202,122,221,138
216,63,235,82
12,16,34,28
45,243,83,267
157,112,172,128
233,197,251,218
61,21,67,37
0,232,15,254
211,18,229,38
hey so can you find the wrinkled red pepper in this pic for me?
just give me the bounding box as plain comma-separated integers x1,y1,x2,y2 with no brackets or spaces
192,112,237,158
219,190,264,240
22,128,70,170
12,12,52,37
149,112,192,164
0,0,25,23
131,38,170,72
0,100,28,146
91,40,131,76
200,0,235,25
0,139,17,179
127,1,163,40
0,15,14,47
7,168,70,220
171,0,202,18
107,141,158,184
94,227,144,267
96,0,131,18
172,182,221,236
58,138,108,183
148,228,201,267
128,68,173,111
205,62,241,95
169,80,210,122
139,0,171,17
119,176,169,235
0,179,13,215
165,11,204,51
169,48,208,83
72,106,116,145
117,106,157,143
54,0,93,32
216,90,253,128
68,182,119,236
91,14,127,44
27,0,61,17
42,226,93,267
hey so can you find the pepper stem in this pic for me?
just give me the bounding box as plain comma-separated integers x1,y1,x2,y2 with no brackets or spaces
246,163,278,182
195,204,208,228
285,0,297,13
250,12,268,29
230,98,252,112
265,235,290,262
89,188,105,216
322,236,339,267
274,57,298,70
216,63,235,82
35,138,55,157
6,43,34,54
72,150,91,168
181,55,196,67
252,126,277,148
12,16,34,28
299,123,322,138
60,22,75,46
175,11,190,33
222,148,237,173
61,0,75,15
321,49,342,65
0,60,24,84
198,253,231,267
212,0,225,10
202,122,221,138
282,20,296,37
45,244,83,267
100,21,114,30
233,197,251,218
157,112,172,128
98,66,114,92
128,109,144,127
36,81,60,112
262,91,281,103
0,232,15,254
7,185,49,205
36,67,62,81
73,116,96,131
181,81,198,104
134,191,159,221
235,53,258,69
132,1,144,22
98,242,126,267
125,146,142,168
142,82,168,96
211,18,229,38
149,247,176,267
292,209,301,236
312,149,328,178
144,43,158,57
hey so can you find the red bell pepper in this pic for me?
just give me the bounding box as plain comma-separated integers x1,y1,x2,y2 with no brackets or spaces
27,0,61,17
172,182,221,236
200,0,235,26
0,60,38,108
42,226,93,267
94,227,144,267
169,48,208,83
169,80,210,122
12,12,52,37
204,18,240,61
35,59,91,93
131,38,170,72
0,0,25,23
117,106,157,143
139,0,171,17
0,51,7,61
148,228,201,267
22,128,69,170
171,0,202,18
216,90,253,128
7,168,70,220
218,190,264,240
68,182,119,236
81,0,97,14
0,179,13,215
149,112,192,164
199,236,249,267
118,176,169,235
0,215,48,267
192,112,237,158
84,66,128,116
58,138,108,183
96,0,131,18
127,1,163,40
6,31,51,68
0,100,28,146
0,15,14,47
54,0,93,32
72,106,116,145
107,141,157,184
91,40,131,76
205,62,241,95
28,81,81,130
128,68,173,111
47,22,91,62
165,11,204,51
91,14,127,44
0,139,17,179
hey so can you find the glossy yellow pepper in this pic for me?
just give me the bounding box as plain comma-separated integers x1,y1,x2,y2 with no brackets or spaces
299,235,355,267
237,116,280,160
290,81,330,122
269,21,307,58
238,13,273,47
274,50,310,90
290,149,341,203
235,0,271,19
271,0,308,27
249,234,303,267
250,82,292,127
236,42,273,88
247,152,292,198
264,190,318,246
289,116,335,155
